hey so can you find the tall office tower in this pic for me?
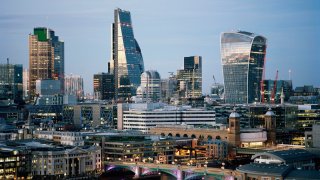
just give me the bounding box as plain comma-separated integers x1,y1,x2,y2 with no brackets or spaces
23,68,29,100
137,70,161,102
93,73,115,100
109,8,144,100
65,74,84,101
0,62,23,102
176,56,202,98
29,27,64,101
221,31,267,104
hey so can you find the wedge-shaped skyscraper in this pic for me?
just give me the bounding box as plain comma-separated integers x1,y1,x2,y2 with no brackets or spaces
109,8,144,100
221,31,267,104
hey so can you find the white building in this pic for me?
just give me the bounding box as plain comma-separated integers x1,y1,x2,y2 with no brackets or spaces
137,70,161,102
118,103,215,133
31,146,101,177
34,130,84,146
64,74,84,101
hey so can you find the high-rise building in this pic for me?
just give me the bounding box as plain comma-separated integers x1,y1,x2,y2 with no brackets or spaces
23,68,29,100
29,27,64,101
176,56,202,98
109,8,144,100
137,70,161,102
0,62,23,103
93,73,115,100
65,74,84,101
221,31,267,104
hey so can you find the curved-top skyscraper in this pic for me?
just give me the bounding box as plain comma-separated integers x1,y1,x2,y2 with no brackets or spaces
109,8,144,100
221,31,267,104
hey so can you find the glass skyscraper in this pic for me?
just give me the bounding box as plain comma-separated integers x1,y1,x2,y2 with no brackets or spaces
221,31,267,104
109,8,144,100
29,27,64,100
177,56,202,98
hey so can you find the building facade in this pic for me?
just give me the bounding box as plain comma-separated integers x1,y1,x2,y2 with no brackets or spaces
117,103,215,133
34,130,84,146
221,31,267,104
137,70,161,102
63,103,114,128
109,8,144,100
31,146,101,178
64,74,84,101
93,73,115,101
0,63,23,103
262,79,293,104
29,27,64,101
177,56,202,98
35,79,62,105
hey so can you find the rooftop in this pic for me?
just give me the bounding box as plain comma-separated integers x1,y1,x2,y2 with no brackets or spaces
252,149,315,164
237,163,292,176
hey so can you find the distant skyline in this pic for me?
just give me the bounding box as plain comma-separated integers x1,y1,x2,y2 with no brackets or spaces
1,0,319,94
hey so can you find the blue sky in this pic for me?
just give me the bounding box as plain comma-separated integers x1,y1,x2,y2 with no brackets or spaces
1,0,319,93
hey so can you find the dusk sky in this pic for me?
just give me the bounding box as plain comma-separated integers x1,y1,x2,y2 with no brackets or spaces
1,0,319,93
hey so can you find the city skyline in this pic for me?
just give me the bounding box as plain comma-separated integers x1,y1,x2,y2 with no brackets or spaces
1,0,319,94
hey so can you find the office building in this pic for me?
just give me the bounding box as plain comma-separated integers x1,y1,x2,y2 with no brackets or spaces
23,68,29,100
29,27,64,101
289,85,320,104
117,103,215,133
0,62,23,103
64,74,84,101
34,130,84,146
262,79,293,103
63,103,115,128
93,73,114,101
108,8,144,100
137,70,161,102
221,31,267,104
161,74,177,101
0,147,31,179
35,79,63,105
176,56,202,98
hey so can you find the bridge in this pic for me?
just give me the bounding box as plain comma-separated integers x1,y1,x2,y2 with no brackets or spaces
104,161,236,180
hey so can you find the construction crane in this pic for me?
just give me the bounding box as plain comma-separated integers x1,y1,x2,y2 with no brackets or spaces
271,70,279,104
260,46,267,103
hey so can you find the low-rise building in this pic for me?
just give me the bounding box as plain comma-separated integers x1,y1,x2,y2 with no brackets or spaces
118,103,215,133
34,130,84,146
31,145,101,178
236,149,320,180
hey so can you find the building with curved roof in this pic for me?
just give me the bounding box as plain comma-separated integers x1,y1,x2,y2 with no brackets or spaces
221,31,267,104
138,70,161,102
251,149,315,169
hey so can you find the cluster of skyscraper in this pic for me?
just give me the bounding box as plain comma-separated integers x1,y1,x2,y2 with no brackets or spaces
1,8,297,106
